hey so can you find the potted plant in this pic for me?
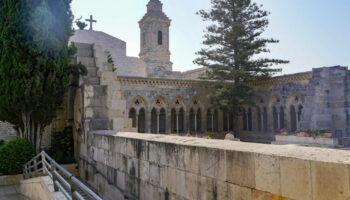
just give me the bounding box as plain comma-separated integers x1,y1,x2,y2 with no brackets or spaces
314,129,332,138
274,129,288,136
297,129,311,137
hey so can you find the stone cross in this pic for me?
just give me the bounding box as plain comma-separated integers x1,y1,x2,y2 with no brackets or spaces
86,15,97,30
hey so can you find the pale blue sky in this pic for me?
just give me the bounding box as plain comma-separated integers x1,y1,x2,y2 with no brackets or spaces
71,0,350,75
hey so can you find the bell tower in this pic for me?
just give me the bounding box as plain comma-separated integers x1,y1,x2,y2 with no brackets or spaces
139,0,172,76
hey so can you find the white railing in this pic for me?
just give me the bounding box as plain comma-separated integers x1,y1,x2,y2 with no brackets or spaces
23,151,102,200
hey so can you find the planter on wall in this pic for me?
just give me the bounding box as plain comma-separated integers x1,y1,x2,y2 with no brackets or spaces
297,132,310,137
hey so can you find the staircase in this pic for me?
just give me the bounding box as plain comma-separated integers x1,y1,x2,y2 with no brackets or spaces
75,43,112,132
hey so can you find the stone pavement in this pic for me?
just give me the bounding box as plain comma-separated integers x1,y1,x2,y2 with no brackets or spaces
0,184,29,200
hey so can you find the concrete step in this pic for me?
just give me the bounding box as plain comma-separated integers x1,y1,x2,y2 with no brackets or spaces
77,57,95,67
86,67,97,76
89,118,111,130
86,106,108,119
83,76,100,85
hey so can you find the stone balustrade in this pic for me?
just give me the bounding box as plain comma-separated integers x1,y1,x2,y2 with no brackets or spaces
79,131,350,200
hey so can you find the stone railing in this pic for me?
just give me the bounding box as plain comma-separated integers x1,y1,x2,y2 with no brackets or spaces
81,131,350,200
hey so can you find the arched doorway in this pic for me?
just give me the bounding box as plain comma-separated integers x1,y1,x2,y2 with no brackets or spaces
151,108,157,133
159,108,166,133
138,108,146,133
263,107,268,132
190,108,195,132
248,108,252,131
273,107,278,129
290,105,297,132
207,109,212,132
197,109,202,132
257,107,262,132
129,108,137,128
171,108,177,133
280,107,285,129
242,109,247,131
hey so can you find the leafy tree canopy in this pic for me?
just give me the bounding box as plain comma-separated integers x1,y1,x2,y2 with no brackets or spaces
195,0,289,116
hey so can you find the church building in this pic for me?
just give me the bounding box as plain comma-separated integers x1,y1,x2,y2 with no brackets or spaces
1,0,349,148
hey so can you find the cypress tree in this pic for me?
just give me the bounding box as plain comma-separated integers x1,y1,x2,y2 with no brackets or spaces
0,0,82,152
195,0,289,136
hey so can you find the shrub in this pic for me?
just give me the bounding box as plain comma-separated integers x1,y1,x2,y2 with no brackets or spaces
0,138,35,175
314,129,328,136
49,126,75,164
0,140,4,147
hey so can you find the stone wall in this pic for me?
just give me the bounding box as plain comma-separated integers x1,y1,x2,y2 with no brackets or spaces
0,121,17,142
79,131,350,200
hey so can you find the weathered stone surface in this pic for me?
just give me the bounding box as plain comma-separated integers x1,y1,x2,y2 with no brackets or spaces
199,147,226,181
280,157,312,200
311,162,350,200
255,154,281,194
226,151,255,188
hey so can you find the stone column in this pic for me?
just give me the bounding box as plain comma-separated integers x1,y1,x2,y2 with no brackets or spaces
194,114,197,133
136,114,139,133
157,112,160,134
176,112,179,134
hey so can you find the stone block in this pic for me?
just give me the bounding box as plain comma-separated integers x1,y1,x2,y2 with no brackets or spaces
254,154,281,194
199,147,226,181
231,185,252,200
127,157,139,178
149,163,161,186
280,157,312,200
310,161,350,200
139,160,150,181
148,142,167,166
116,170,125,191
183,146,200,174
226,151,255,188
251,190,271,200
160,166,176,193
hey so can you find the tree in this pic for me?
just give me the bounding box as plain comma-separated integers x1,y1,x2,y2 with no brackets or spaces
194,0,289,136
0,0,84,152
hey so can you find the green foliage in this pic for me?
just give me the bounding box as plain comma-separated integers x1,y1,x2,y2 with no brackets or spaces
49,126,75,164
0,0,83,150
202,135,212,139
0,140,4,147
0,139,35,175
314,129,328,136
105,51,117,72
195,0,289,117
75,16,88,30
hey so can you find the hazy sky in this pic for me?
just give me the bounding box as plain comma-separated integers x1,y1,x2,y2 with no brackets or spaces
71,0,350,75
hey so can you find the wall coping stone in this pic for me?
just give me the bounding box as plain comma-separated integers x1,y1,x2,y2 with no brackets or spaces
90,131,350,164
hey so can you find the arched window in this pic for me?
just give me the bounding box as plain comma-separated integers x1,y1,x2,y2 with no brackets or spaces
207,109,212,132
190,109,195,132
298,105,303,122
138,108,146,133
197,109,202,132
129,108,137,128
280,107,285,129
263,107,268,132
158,31,163,45
159,108,166,133
248,108,252,131
257,107,262,132
151,108,157,133
178,108,185,132
171,108,177,133
273,107,278,129
290,105,297,132
242,109,247,131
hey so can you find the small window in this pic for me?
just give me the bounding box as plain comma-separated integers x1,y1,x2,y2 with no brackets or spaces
158,31,163,45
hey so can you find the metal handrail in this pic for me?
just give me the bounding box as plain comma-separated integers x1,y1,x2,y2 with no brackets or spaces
23,151,102,200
